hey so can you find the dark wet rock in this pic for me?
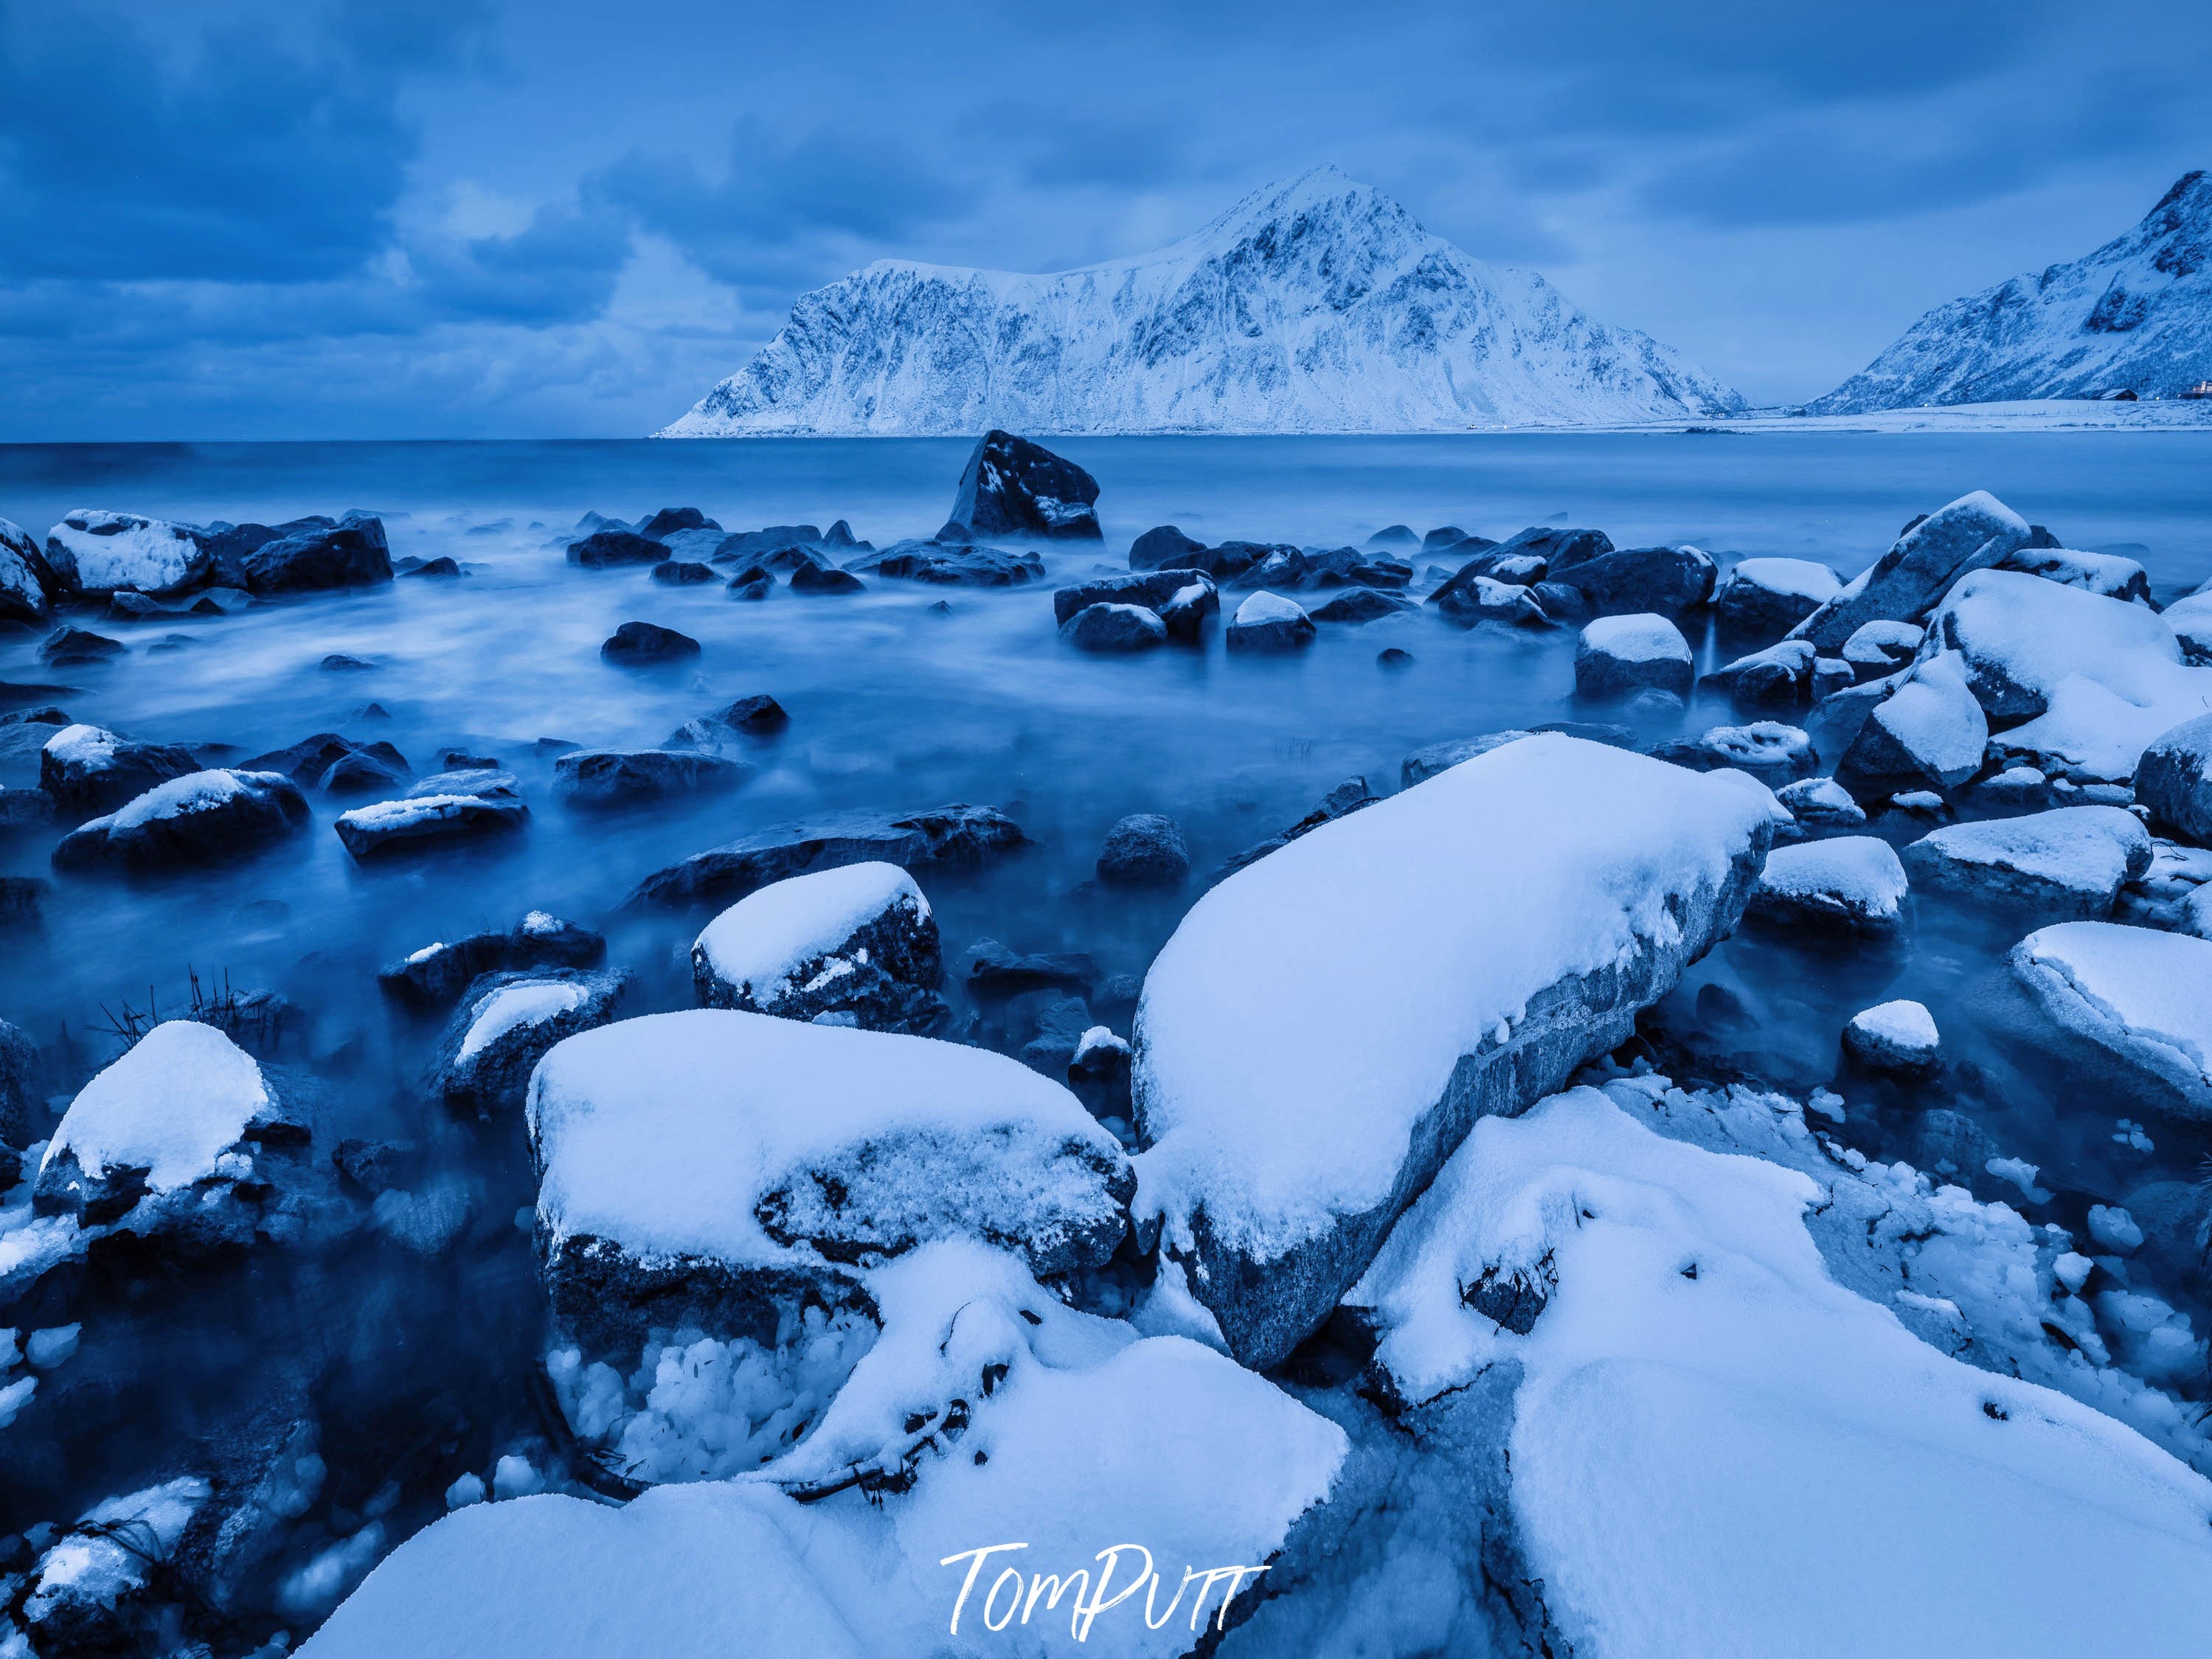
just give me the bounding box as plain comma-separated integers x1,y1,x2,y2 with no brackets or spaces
788,564,864,595
707,693,789,735
317,744,411,798
860,542,1045,586
1491,525,1613,573
650,559,717,585
1421,525,1473,553
378,912,606,1011
566,529,666,568
1096,813,1190,886
727,573,773,600
600,620,701,664
1789,491,2033,651
1367,524,1419,549
1378,646,1415,668
41,627,123,665
51,769,310,871
240,732,393,791
1574,614,1693,698
443,751,498,769
1309,588,1416,623
1401,730,1533,788
627,803,1030,911
0,1017,38,1146
964,939,1100,1000
332,1137,423,1196
1226,591,1316,653
1550,544,1716,618
39,724,198,814
1702,639,1818,704
1648,721,1817,788
333,771,529,860
822,519,859,547
0,873,47,923
1053,569,1218,626
1151,538,1270,583
924,598,952,616
553,747,751,806
1527,580,1594,623
1216,776,1381,878
693,863,947,1034
105,590,202,621
1157,579,1220,642
0,517,57,623
1060,603,1166,652
243,512,393,593
2135,713,2212,845
406,555,462,578
640,507,721,539
431,967,631,1117
321,653,377,671
948,429,1102,540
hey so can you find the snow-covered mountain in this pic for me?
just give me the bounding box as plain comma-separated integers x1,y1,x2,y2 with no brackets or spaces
656,167,1742,436
1808,171,2212,413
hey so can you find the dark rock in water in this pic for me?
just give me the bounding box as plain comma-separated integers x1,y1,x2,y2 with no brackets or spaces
1913,1108,2001,1189
627,803,1030,911
651,559,717,585
443,750,498,769
788,564,864,595
554,747,751,806
1485,525,1614,573
1308,588,1415,624
534,737,580,756
1225,592,1316,653
1648,722,1817,787
1128,525,1209,571
822,519,859,547
1367,524,1419,549
728,574,773,600
964,939,1100,1000
321,653,376,671
105,590,194,620
1528,580,1594,623
714,693,790,734
333,770,530,860
317,744,411,797
639,507,721,539
431,967,631,1116
712,526,824,562
926,598,952,615
52,769,311,871
0,1017,38,1146
243,512,393,592
1702,640,1819,705
1096,813,1190,886
566,529,666,568
1061,603,1165,652
1156,581,1216,643
1421,525,1472,553
1053,569,1213,626
40,724,198,814
1067,1027,1133,1120
41,627,122,665
240,732,395,789
1378,646,1415,668
2135,713,2212,845
693,865,947,1034
600,620,701,664
378,912,606,1011
0,873,47,924
332,1137,423,1196
949,429,1102,540
406,555,462,578
1401,730,1536,788
860,542,1045,586
1216,775,1381,877
1550,544,1716,617
1092,972,1142,1026
1,705,68,727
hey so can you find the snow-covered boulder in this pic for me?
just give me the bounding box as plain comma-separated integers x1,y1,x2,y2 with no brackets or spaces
1061,602,1167,652
2000,544,2152,603
2008,922,2212,1121
334,770,529,860
946,429,1100,540
1716,556,1840,638
241,512,393,592
1842,618,1923,677
1844,998,1942,1075
2135,713,2212,844
1095,813,1190,886
1746,835,1910,936
1348,1086,2212,1659
1835,654,1989,800
431,969,630,1117
0,516,57,623
1788,490,2032,651
1051,569,1210,626
1701,638,1818,704
1574,613,1692,698
34,1022,299,1231
378,912,606,1010
44,510,211,596
1547,543,1715,618
1131,733,1782,1367
626,804,1028,912
1902,806,2151,921
1434,571,1549,626
52,769,311,872
1225,590,1316,653
692,862,946,1034
1775,775,1867,835
38,723,198,816
551,747,750,807
1649,721,1816,787
529,1011,1135,1352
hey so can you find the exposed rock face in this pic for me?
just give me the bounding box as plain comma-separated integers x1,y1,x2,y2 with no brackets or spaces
38,724,200,816
659,169,1741,435
0,516,58,623
945,430,1101,540
1052,569,1216,626
2135,713,2212,844
333,771,530,859
601,621,701,665
552,748,751,807
625,804,1030,912
1788,492,2033,652
52,769,312,872
1060,603,1166,652
241,513,393,593
1807,171,2212,411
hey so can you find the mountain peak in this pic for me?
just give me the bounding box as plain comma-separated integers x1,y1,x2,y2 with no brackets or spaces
1188,167,1421,247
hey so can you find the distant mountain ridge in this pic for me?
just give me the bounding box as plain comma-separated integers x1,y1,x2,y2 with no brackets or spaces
1809,171,2212,413
657,167,1742,436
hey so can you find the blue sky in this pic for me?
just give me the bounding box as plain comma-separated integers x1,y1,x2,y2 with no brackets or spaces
2,0,2208,438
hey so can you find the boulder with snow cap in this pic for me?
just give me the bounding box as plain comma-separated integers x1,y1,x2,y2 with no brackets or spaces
1999,544,2152,603
0,516,58,623
38,724,200,816
1130,733,1782,1368
1746,835,1910,937
1052,568,1216,627
1902,806,2151,923
44,510,212,596
1550,543,1716,617
1649,721,1816,787
52,769,311,872
1925,568,2188,721
1775,776,1867,836
430,968,630,1116
2008,921,2212,1121
333,770,528,860
1702,639,1818,704
1060,602,1166,652
1225,589,1316,652
1834,654,1989,800
1842,618,1924,679
1842,998,1943,1076
946,429,1101,540
1787,489,2033,651
378,912,606,1011
2134,713,2212,845
1574,613,1692,697
1716,556,1840,639
626,803,1029,912
692,862,946,1034
18,1477,215,1655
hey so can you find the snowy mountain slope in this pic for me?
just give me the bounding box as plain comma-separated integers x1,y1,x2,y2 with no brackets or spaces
657,168,1742,436
1809,171,2212,412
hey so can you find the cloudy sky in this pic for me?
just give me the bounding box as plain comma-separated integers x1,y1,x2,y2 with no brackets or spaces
3,0,2208,439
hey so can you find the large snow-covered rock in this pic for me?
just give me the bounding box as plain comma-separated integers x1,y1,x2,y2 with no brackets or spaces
657,168,1741,436
691,862,946,1033
1901,806,2151,921
1350,1086,2212,1658
2008,922,2212,1121
1746,834,1910,936
52,768,311,872
626,804,1028,911
1716,556,1839,639
44,510,210,595
1574,613,1693,697
0,516,56,623
528,1011,1134,1351
1788,491,2032,652
2000,544,2153,603
39,723,198,815
1808,171,2212,411
2135,713,2212,843
1834,653,1990,800
945,430,1100,540
1130,734,1782,1368
430,969,629,1117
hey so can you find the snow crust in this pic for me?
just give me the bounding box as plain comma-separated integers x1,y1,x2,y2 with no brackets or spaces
40,1022,270,1194
693,862,926,1001
41,724,118,768
1726,556,1839,603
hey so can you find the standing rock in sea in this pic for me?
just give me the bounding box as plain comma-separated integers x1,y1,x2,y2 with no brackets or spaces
946,429,1102,541
378,912,607,1010
39,724,199,816
1129,525,1208,570
1226,591,1317,653
1095,813,1191,886
601,621,701,665
1060,603,1166,652
241,513,394,592
52,769,312,872
430,968,631,1117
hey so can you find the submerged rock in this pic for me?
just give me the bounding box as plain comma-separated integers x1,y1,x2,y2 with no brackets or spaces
1308,587,1415,623
553,748,751,807
859,542,1044,586
692,862,946,1033
243,513,393,592
626,804,1029,912
52,769,311,872
431,968,631,1117
946,429,1102,541
1095,813,1190,886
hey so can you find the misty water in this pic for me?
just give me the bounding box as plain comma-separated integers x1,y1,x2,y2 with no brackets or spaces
3,432,2210,1640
